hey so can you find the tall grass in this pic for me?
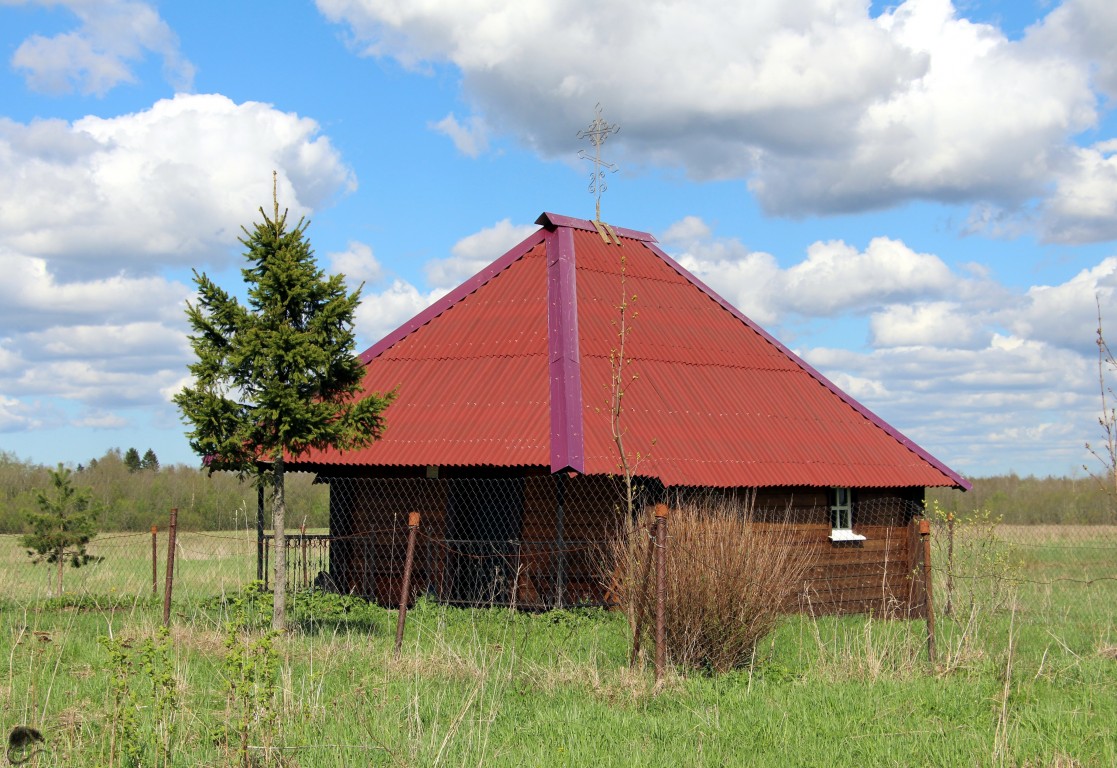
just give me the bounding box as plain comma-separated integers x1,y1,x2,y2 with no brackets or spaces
1,592,1114,767
610,498,814,672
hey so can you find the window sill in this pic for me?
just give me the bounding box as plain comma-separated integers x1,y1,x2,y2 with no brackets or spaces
828,530,866,542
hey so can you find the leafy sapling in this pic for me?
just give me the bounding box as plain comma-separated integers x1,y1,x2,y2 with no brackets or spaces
21,464,102,596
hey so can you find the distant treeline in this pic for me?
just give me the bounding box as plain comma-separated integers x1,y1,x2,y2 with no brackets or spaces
928,473,1115,525
0,449,327,534
1,449,1114,532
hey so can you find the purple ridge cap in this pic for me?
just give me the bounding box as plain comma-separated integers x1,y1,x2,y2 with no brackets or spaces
536,212,655,242
641,238,972,492
357,227,548,365
545,223,585,474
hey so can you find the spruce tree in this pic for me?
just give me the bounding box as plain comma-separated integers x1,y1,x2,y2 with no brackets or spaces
174,177,393,630
22,464,102,596
141,448,160,471
123,447,142,472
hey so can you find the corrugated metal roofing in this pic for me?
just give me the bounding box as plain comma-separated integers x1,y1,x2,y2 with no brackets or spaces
298,236,551,468
292,213,968,490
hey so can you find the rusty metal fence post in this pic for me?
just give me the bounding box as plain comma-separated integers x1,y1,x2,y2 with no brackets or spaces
256,482,265,583
395,512,421,657
162,507,178,627
630,504,664,668
151,525,158,596
920,517,936,665
300,523,308,590
944,513,955,617
655,504,668,683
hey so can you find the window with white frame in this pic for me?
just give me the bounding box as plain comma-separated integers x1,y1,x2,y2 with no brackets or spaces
829,487,865,542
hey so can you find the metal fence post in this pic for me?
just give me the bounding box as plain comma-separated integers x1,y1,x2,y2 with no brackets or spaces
151,525,158,596
257,482,265,583
655,504,669,683
162,507,178,627
395,512,421,657
920,517,936,665
554,472,566,609
630,504,663,668
300,523,308,590
945,513,955,617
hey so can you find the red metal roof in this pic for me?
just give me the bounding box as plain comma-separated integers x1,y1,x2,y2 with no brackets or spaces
293,213,968,490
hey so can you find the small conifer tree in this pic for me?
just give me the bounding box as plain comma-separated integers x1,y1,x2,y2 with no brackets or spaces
123,447,142,472
141,448,160,471
22,464,102,596
174,175,393,630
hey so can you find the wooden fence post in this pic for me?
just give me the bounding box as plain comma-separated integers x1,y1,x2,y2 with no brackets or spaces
151,525,158,596
920,517,936,665
162,508,178,627
394,512,421,657
655,504,669,684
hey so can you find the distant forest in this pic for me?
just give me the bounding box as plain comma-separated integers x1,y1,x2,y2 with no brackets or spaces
0,449,327,534
0,449,1113,533
928,473,1115,525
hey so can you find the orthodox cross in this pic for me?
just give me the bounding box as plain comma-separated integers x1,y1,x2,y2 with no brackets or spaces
577,104,620,224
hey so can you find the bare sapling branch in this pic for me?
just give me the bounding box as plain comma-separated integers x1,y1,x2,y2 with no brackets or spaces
1085,296,1117,507
609,253,654,517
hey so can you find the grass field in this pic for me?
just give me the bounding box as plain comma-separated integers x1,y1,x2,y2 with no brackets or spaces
0,529,330,602
0,526,1114,767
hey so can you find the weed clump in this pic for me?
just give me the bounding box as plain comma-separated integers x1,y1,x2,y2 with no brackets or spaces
610,497,814,673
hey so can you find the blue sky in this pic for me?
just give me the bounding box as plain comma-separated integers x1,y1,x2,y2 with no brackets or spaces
2,0,1117,480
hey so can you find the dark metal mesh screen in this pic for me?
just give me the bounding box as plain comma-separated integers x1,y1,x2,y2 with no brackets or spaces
312,474,624,609
262,477,931,616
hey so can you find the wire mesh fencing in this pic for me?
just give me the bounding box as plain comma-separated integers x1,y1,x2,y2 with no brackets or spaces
287,478,937,619
317,474,624,610
2,473,1114,662
926,508,1117,656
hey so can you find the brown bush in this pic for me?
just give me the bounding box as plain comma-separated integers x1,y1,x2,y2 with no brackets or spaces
610,497,815,673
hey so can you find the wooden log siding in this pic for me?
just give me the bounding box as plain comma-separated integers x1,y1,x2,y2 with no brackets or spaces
323,474,926,615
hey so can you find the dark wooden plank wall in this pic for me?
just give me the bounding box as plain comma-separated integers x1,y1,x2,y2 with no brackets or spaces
325,474,928,616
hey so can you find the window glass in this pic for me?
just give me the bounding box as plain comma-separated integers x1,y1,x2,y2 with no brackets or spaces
831,487,852,530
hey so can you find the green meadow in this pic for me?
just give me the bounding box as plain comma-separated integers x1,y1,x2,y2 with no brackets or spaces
1,524,1114,767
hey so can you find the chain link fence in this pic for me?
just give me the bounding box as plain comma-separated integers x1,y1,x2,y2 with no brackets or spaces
2,474,1114,658
927,510,1117,655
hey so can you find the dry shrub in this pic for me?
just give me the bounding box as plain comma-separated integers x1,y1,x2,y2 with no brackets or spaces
609,496,814,673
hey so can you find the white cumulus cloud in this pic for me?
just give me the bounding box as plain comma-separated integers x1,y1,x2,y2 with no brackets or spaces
424,218,536,289
354,280,446,349
430,112,491,157
317,0,1113,240
0,94,356,277
9,0,195,95
329,241,383,287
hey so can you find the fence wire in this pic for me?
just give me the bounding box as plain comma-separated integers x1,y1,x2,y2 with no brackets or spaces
927,514,1117,650
1,474,1114,652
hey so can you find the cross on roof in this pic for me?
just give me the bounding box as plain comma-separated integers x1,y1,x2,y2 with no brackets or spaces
577,104,620,222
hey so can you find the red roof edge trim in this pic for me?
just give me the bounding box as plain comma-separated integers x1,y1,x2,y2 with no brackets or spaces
547,225,585,474
358,227,548,365
643,239,972,492
536,212,656,243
